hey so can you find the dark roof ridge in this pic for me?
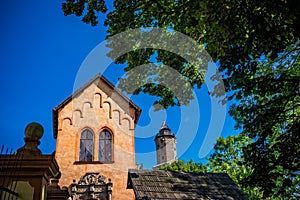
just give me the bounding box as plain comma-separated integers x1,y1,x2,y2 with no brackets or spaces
128,168,230,176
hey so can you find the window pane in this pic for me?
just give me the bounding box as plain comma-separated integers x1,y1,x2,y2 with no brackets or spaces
80,130,93,161
106,132,111,139
99,140,105,161
79,140,85,161
100,132,105,139
106,139,112,161
99,130,112,162
86,139,93,161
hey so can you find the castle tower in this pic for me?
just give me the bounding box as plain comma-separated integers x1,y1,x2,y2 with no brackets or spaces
153,121,177,169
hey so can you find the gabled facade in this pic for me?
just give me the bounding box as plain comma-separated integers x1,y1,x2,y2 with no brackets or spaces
53,74,141,200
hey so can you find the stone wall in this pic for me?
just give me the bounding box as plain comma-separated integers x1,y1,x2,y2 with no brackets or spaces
155,135,177,166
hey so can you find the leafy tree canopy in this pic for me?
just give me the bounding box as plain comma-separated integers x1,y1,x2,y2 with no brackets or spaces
159,159,207,173
161,134,298,199
231,42,300,199
160,135,260,198
62,0,300,107
205,134,252,183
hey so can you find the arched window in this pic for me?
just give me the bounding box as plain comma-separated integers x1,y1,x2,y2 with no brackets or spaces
99,130,112,162
79,129,93,161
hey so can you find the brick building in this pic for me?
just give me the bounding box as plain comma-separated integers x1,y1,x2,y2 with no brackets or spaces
53,74,141,200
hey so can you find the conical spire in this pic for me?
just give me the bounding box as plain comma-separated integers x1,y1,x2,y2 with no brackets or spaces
156,121,173,137
160,121,170,130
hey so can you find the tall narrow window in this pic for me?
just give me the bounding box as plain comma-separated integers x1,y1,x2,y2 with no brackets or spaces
79,129,93,161
99,130,112,162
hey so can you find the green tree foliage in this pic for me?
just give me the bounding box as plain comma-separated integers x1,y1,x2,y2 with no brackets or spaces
61,0,300,198
160,135,260,198
163,44,300,198
62,0,107,26
62,0,300,107
206,134,252,184
161,135,287,200
160,159,207,173
230,42,300,199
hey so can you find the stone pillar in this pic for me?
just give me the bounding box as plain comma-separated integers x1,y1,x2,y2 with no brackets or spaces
47,178,69,200
0,122,69,200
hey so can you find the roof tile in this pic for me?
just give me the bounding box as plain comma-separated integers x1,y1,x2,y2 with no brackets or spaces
128,169,248,200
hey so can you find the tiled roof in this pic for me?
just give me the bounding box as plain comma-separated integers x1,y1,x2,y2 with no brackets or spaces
127,169,248,200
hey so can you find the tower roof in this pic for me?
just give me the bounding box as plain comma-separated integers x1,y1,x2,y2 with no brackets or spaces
160,121,170,130
155,121,175,140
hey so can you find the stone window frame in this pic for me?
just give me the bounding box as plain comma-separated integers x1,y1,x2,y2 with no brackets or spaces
75,127,114,164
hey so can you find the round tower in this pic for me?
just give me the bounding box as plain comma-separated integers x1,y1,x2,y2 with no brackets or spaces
154,121,177,168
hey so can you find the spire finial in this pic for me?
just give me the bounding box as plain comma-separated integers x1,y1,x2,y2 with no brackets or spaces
160,121,169,130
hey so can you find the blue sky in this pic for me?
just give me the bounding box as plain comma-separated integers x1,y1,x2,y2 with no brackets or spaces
0,0,238,169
